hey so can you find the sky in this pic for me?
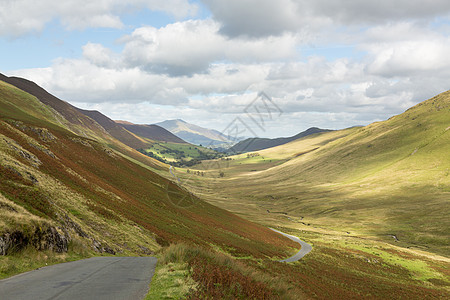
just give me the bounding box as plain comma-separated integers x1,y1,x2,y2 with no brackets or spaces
1,0,450,138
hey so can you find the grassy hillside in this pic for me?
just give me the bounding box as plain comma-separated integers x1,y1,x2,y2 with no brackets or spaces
0,79,299,283
189,91,450,255
163,92,450,297
76,108,148,149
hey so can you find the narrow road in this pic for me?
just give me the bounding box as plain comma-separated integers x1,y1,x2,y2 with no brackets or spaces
270,228,312,262
0,257,157,300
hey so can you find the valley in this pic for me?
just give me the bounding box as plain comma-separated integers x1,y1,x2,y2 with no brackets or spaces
0,75,449,299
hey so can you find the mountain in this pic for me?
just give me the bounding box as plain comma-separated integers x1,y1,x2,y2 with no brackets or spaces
228,127,332,153
156,119,232,146
115,121,187,144
0,75,295,274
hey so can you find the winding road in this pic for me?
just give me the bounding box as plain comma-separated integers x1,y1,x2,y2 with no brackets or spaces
0,230,309,299
270,228,312,262
0,257,157,300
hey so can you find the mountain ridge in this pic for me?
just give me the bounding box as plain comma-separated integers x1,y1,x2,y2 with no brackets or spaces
229,127,332,153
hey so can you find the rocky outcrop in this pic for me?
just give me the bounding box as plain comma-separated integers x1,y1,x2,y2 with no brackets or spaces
0,226,69,255
31,227,69,253
0,231,27,255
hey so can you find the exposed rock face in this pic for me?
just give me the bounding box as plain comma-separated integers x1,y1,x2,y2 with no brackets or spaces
32,227,69,253
0,226,69,255
0,231,27,255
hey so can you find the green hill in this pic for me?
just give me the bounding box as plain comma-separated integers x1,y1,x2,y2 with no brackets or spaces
193,90,450,256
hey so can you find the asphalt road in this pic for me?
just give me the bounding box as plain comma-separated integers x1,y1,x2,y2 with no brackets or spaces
0,257,157,300
270,228,312,262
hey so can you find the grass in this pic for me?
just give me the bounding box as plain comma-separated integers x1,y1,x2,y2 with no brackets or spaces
145,236,449,299
145,262,196,300
149,243,303,299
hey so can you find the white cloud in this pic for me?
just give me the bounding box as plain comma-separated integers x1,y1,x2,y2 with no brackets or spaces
120,20,298,76
0,0,198,37
364,30,450,77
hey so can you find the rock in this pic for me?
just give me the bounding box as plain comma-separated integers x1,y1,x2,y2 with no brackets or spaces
0,227,69,256
0,231,28,255
31,227,69,253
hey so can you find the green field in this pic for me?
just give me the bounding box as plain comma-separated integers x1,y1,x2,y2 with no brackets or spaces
139,142,222,167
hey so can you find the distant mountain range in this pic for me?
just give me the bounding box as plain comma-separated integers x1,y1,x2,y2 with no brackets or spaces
229,127,332,153
155,119,234,146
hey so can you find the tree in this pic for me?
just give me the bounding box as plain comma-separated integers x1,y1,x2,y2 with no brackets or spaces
219,171,225,178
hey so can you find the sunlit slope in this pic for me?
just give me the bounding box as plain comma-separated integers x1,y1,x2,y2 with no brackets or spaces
212,91,450,255
0,78,297,261
267,91,450,184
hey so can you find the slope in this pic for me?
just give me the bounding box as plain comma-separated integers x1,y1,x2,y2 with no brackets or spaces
0,74,105,139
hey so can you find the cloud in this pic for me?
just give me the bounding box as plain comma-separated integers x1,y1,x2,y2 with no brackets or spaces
0,0,198,37
120,20,298,76
202,0,450,38
6,2,450,136
201,0,311,38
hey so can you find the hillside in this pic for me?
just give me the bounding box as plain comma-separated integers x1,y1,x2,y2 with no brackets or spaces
156,119,233,146
0,77,298,282
229,127,332,153
116,121,187,143
192,90,450,256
